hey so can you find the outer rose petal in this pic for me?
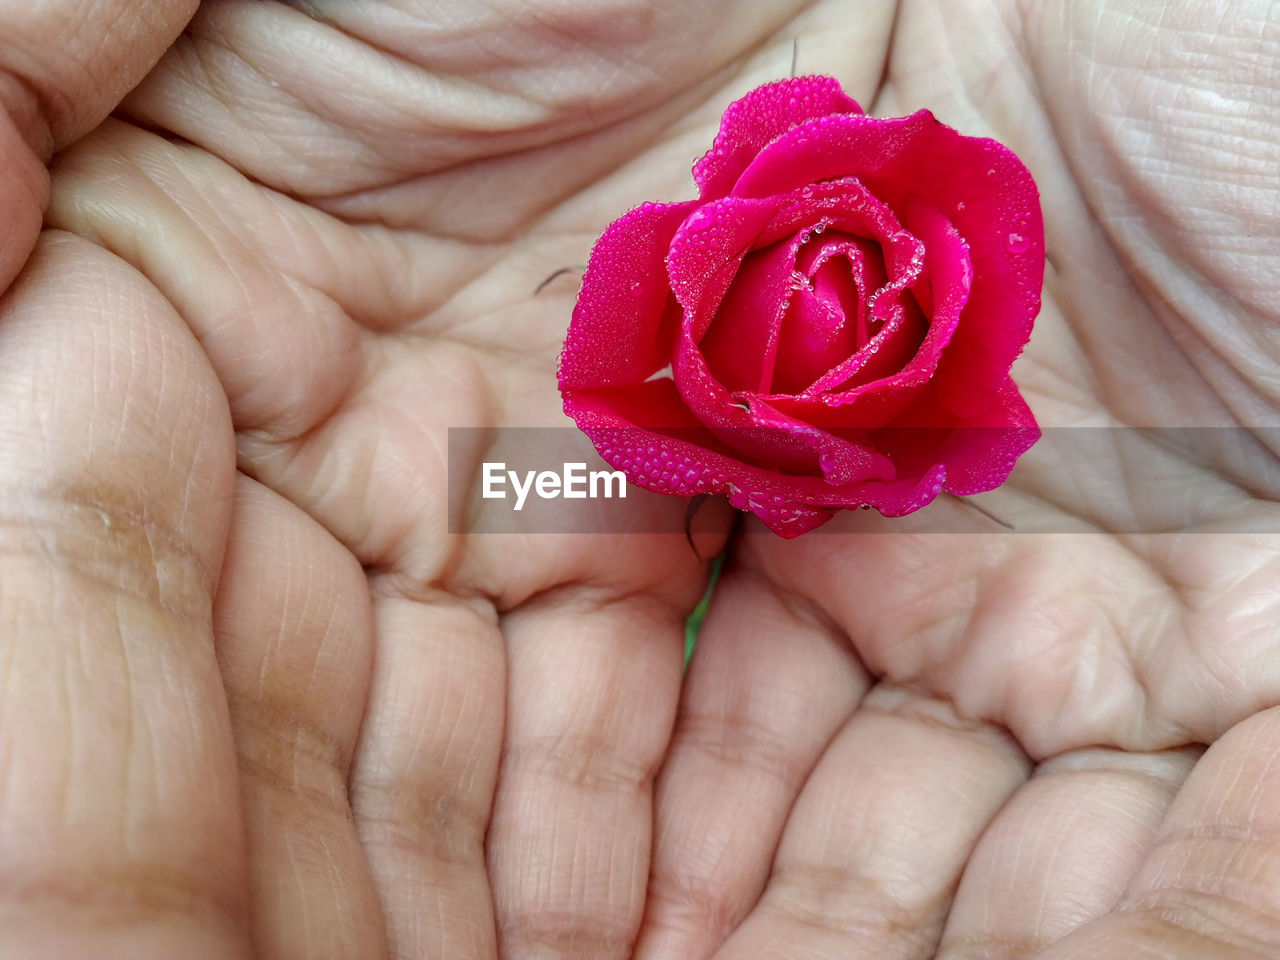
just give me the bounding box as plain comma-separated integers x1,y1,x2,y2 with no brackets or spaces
871,377,1039,497
558,198,699,392
731,110,1044,413
694,76,862,201
939,380,1040,495
563,379,943,537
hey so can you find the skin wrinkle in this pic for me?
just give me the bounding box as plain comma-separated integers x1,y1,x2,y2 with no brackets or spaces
1124,888,1280,958
114,590,139,859
0,68,57,160
1,491,213,620
1026,6,1280,424
128,0,814,202
663,709,812,801
229,695,348,810
766,861,951,951
1008,10,1254,433
0,864,247,944
354,779,489,869
191,17,395,172
290,4,574,121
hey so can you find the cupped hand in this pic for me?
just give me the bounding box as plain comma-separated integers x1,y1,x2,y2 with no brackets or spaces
1,3,1275,960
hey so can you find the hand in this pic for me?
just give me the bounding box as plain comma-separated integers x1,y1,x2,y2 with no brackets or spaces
1,3,1275,960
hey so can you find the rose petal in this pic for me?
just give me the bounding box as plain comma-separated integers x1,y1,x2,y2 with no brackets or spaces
866,378,1038,497
938,381,1039,495
693,76,862,202
668,196,781,334
730,110,1043,411
838,293,929,388
558,199,699,391
698,232,803,393
799,234,887,345
563,379,942,536
735,397,895,484
771,282,853,395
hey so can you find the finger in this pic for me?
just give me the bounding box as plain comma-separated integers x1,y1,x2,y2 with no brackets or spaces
212,475,385,958
0,0,196,289
347,585,506,960
118,0,812,199
1031,706,1280,960
937,746,1199,959
714,684,1030,960
486,589,685,959
635,562,869,960
0,233,248,957
0,100,45,292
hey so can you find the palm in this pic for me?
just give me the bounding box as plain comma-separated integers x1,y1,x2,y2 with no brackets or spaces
2,2,1275,959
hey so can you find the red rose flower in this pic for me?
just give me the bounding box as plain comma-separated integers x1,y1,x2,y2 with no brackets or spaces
558,76,1044,537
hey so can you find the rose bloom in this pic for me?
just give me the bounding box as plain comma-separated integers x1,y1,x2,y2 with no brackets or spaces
558,76,1044,537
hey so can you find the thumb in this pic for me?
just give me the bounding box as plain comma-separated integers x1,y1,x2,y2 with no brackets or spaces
0,0,196,290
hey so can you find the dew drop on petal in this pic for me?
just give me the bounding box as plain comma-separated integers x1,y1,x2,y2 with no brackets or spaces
1007,232,1029,253
956,201,966,212
629,280,644,297
686,208,713,231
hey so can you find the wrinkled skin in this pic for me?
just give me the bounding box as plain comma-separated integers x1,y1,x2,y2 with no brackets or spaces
1,2,1277,958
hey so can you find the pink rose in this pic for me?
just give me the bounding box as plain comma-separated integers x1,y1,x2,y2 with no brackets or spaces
558,76,1044,537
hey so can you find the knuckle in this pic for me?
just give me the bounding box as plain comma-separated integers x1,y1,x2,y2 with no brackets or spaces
351,776,489,868
505,731,657,794
767,860,944,950
673,711,809,796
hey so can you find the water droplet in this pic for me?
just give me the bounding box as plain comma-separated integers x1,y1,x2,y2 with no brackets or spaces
801,185,813,198
986,168,996,177
629,281,644,297
686,208,713,231
956,201,966,212
1007,232,1029,253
